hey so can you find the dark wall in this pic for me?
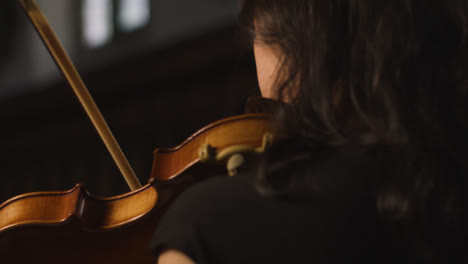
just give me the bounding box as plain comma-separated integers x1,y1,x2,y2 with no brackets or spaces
0,26,259,203
0,1,19,65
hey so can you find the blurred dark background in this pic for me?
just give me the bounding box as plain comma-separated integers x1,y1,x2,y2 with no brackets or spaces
0,0,259,203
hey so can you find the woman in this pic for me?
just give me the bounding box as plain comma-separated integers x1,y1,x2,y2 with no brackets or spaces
151,0,468,263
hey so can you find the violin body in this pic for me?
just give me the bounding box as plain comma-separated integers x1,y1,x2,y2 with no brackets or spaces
0,114,274,263
0,184,159,263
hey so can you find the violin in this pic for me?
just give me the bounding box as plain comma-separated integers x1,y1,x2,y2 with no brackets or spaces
0,1,277,263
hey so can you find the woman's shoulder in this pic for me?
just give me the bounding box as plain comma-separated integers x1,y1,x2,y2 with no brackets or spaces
160,142,378,219
156,171,268,225
150,172,268,263
151,144,382,263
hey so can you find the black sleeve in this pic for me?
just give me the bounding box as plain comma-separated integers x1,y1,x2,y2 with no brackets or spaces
151,215,203,263
150,179,219,264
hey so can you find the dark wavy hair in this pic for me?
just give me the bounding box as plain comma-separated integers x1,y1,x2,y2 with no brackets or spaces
242,0,468,262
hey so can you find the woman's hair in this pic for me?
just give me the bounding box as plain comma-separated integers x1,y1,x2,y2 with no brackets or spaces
242,0,468,261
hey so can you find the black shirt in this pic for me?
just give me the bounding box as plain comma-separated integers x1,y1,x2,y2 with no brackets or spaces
151,146,384,263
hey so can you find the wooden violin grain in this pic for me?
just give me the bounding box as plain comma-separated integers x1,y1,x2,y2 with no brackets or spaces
0,114,275,263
